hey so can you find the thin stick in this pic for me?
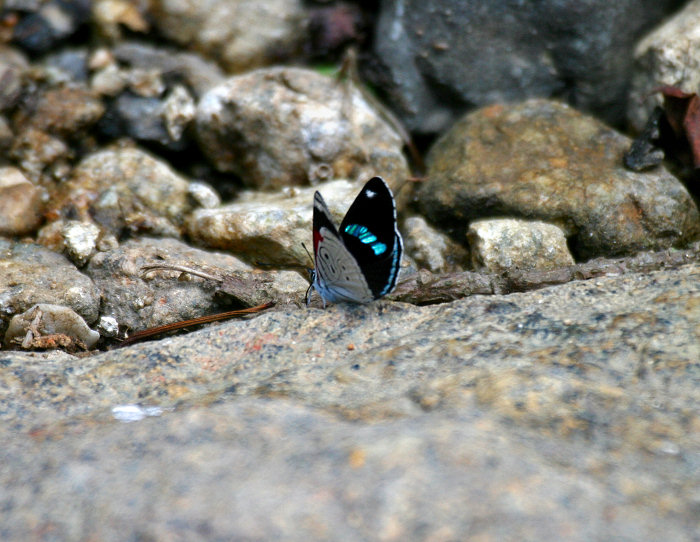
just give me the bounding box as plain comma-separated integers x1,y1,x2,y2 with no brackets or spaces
118,302,275,347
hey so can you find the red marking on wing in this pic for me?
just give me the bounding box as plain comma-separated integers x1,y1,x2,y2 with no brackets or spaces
313,228,323,253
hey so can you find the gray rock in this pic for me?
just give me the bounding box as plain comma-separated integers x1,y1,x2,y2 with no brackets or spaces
96,315,119,338
628,0,700,131
418,99,700,258
4,303,100,349
112,42,226,98
402,215,469,272
0,262,697,540
9,0,91,54
83,237,303,333
0,46,29,112
0,240,100,336
371,0,680,135
187,179,359,266
46,147,196,238
196,67,409,189
149,0,307,73
0,167,43,236
468,218,574,273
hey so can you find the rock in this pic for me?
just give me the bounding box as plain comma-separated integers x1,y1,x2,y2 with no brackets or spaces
17,84,104,136
468,218,574,273
62,221,101,267
418,99,700,258
42,48,90,83
96,315,119,338
0,262,698,539
46,147,196,238
111,42,226,98
9,0,91,54
628,0,700,132
4,304,100,349
0,46,29,112
101,92,182,148
0,240,100,336
187,179,356,266
92,0,150,40
187,181,221,209
402,216,469,272
196,67,409,190
0,167,43,236
370,0,680,135
149,0,307,73
0,115,12,150
84,237,304,333
162,84,196,141
9,127,70,183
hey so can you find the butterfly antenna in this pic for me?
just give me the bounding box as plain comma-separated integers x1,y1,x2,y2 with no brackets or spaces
301,242,314,269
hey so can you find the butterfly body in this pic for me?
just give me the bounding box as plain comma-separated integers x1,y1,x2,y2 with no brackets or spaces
307,177,402,306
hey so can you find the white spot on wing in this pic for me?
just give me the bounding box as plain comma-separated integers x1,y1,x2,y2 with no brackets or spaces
365,189,376,199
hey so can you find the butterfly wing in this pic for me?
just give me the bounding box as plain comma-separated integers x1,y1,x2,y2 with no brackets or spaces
339,177,403,299
311,190,374,304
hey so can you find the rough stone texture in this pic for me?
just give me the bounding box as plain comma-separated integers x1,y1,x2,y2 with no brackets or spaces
0,46,29,112
46,147,196,238
418,99,700,258
0,240,100,336
628,0,700,132
4,303,100,349
13,84,104,137
196,67,409,190
0,262,697,540
61,220,101,267
188,179,362,266
468,218,574,272
0,166,43,236
370,0,680,135
149,0,307,73
84,237,305,333
9,127,71,183
402,215,469,272
111,42,226,98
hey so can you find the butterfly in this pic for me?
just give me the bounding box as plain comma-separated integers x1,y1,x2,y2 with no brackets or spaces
306,176,403,306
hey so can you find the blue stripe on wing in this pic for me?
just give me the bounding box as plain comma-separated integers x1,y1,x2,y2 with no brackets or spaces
343,224,387,256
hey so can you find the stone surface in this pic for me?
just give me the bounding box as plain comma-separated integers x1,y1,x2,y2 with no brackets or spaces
61,220,101,267
111,42,226,98
0,46,29,112
419,99,700,258
0,240,100,336
4,303,100,349
628,0,700,132
0,166,43,236
402,215,469,272
0,261,697,540
13,84,104,137
46,147,196,238
149,0,307,73
196,67,409,189
370,0,680,135
468,218,574,273
9,127,70,183
8,0,91,54
84,237,305,333
188,179,360,266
